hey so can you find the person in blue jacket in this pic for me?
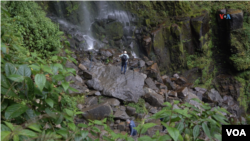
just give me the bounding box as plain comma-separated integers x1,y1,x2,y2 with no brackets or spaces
126,119,137,137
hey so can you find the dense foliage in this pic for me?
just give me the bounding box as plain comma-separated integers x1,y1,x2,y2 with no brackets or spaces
3,1,63,59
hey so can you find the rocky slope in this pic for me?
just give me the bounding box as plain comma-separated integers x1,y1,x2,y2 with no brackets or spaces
65,48,246,139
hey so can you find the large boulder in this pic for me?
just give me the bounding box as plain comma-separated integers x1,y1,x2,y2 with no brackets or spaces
85,62,146,102
227,9,243,30
177,87,189,99
143,87,164,107
194,87,207,101
126,106,136,116
203,89,223,104
82,102,112,120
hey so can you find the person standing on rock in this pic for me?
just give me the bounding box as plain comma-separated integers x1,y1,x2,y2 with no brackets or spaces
119,51,129,74
126,119,137,137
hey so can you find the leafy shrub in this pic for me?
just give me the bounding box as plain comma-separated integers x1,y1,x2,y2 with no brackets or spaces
125,98,148,114
4,1,63,59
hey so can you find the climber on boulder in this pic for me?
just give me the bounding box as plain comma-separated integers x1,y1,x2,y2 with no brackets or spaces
119,50,129,74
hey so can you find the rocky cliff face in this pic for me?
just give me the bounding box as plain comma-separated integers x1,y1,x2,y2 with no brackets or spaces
44,1,250,123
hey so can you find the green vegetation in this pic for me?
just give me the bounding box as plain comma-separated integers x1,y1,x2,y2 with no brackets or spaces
3,1,63,59
125,98,148,114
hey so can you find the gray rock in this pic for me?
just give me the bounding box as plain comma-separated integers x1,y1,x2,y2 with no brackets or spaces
168,90,177,97
173,74,179,79
177,87,189,99
120,106,126,111
115,120,121,124
95,91,101,96
139,60,145,68
146,125,162,137
105,98,120,106
65,61,78,73
86,97,98,106
175,77,187,85
146,61,154,66
143,87,164,107
85,62,146,102
82,102,112,120
135,113,145,120
185,92,203,110
194,87,207,100
114,110,130,120
207,89,223,103
79,64,87,71
126,106,136,116
82,70,93,80
86,78,103,91
145,78,159,92
149,107,158,114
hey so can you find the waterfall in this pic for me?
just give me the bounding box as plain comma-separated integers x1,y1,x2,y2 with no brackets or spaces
48,1,139,56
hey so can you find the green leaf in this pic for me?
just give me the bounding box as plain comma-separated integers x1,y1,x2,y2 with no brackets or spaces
25,77,34,96
212,114,229,125
1,124,11,131
80,130,88,139
68,122,76,131
173,100,179,104
3,121,14,131
62,82,69,91
13,135,19,141
176,122,184,134
5,62,17,76
17,64,31,77
173,108,191,118
214,133,222,141
202,122,211,140
7,74,24,82
56,129,68,139
158,135,172,141
51,56,58,61
5,104,28,120
45,98,54,108
166,124,180,141
66,68,76,75
1,101,8,112
41,64,53,74
138,136,152,141
1,86,17,97
65,108,74,117
68,86,79,92
55,113,64,124
18,129,37,138
53,74,64,81
193,125,200,140
1,131,11,141
29,64,40,71
1,74,10,88
54,63,63,70
28,123,42,132
141,123,156,134
35,74,46,91
163,102,172,107
78,123,88,128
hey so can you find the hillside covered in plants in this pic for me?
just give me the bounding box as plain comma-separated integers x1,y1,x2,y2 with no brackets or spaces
1,1,250,141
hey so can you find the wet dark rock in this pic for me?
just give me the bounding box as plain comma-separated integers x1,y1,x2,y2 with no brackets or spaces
99,49,113,57
115,119,121,124
145,78,159,92
227,9,244,30
118,122,126,131
114,110,130,120
168,90,177,97
177,87,189,99
174,77,188,86
162,76,178,90
146,63,163,83
126,106,136,116
82,102,112,120
149,107,158,114
143,87,164,107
